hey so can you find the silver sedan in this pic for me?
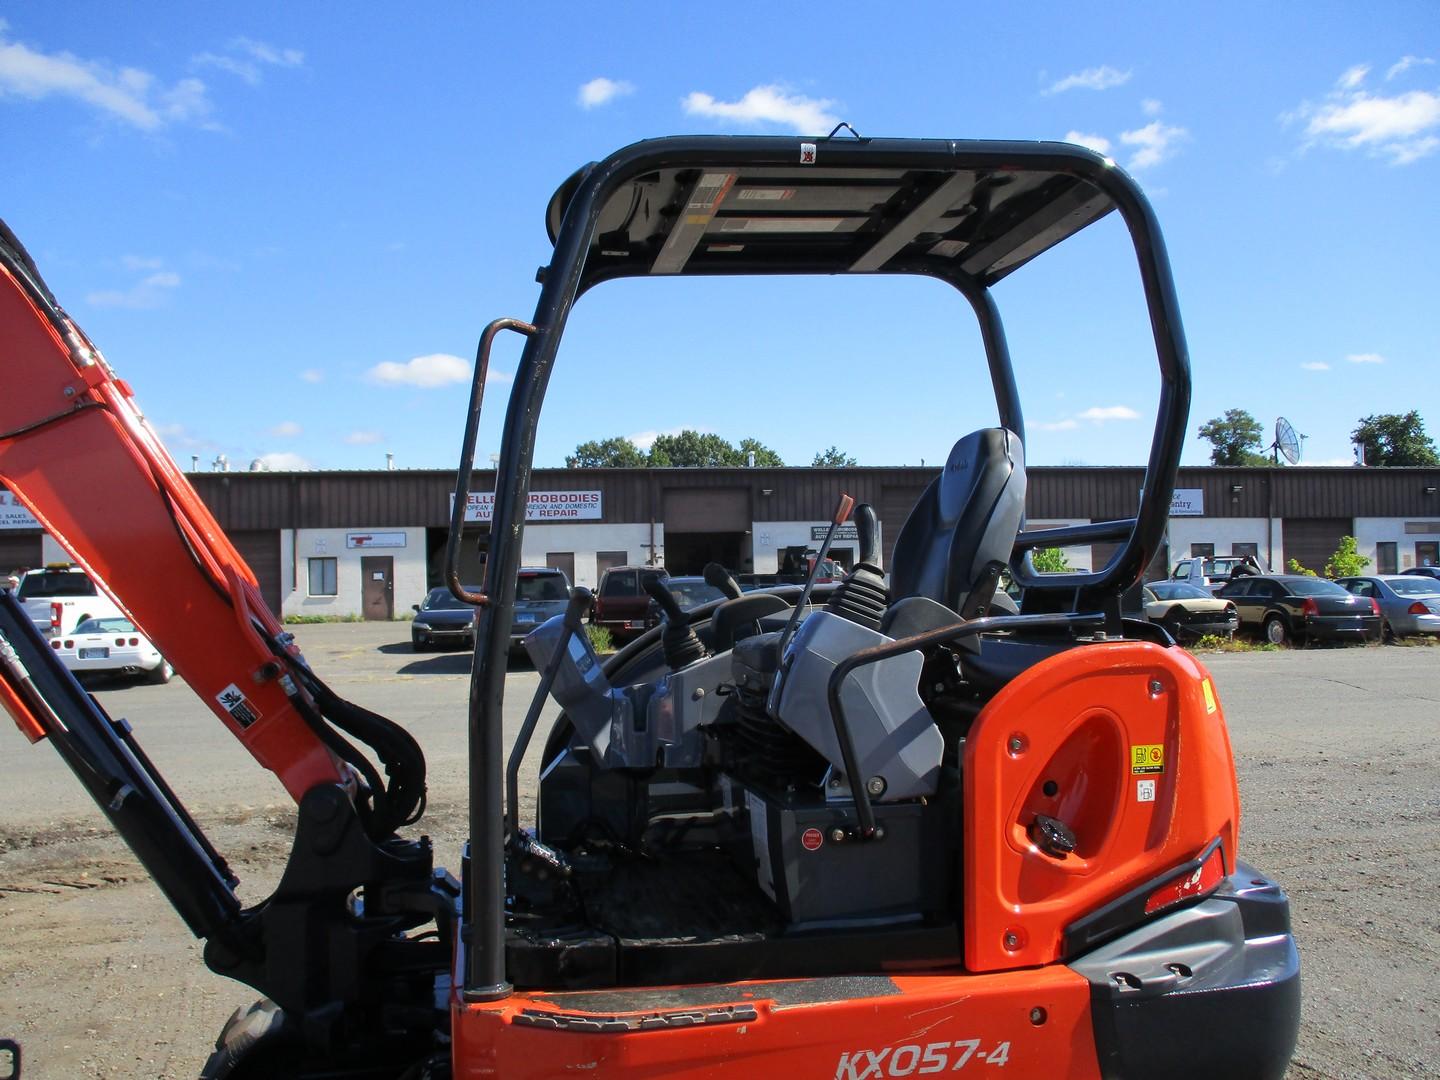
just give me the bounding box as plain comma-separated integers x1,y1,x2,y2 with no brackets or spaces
1335,575,1440,639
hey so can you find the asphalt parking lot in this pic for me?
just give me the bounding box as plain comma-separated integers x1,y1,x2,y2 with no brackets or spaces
1,624,1436,1078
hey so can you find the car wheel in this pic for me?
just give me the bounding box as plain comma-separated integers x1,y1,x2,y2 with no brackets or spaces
411,637,428,652
1161,610,1185,642
1263,615,1289,646
147,660,174,685
1381,619,1396,644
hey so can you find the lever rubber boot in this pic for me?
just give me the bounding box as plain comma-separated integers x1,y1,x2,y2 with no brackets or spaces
826,503,889,630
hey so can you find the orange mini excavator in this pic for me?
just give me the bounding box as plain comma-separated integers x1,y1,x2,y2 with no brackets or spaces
0,134,1300,1079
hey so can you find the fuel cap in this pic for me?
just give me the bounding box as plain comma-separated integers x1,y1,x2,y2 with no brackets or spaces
1029,814,1077,857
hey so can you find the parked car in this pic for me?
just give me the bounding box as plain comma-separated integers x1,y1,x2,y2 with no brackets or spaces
509,566,571,647
15,565,126,637
410,586,481,651
1141,581,1239,641
1401,566,1440,582
592,565,669,641
644,575,727,625
1170,555,1268,594
1216,574,1381,645
1334,575,1440,639
50,616,172,684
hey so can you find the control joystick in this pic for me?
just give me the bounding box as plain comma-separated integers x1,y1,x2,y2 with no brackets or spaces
644,576,708,671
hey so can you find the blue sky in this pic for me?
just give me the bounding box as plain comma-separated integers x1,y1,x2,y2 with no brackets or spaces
2,3,1436,472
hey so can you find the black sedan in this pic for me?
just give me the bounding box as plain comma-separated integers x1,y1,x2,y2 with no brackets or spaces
411,587,481,651
1216,574,1381,645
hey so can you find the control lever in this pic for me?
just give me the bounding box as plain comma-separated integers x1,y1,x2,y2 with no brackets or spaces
825,502,889,631
703,562,743,600
854,503,880,566
777,493,854,660
644,576,707,671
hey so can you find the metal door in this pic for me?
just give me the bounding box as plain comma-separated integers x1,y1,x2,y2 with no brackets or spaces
360,556,394,620
546,551,575,585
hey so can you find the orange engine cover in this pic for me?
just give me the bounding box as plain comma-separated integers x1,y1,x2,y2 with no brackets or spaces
963,640,1239,971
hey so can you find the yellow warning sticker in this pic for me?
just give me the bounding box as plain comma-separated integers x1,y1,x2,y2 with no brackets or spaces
1131,743,1165,774
1201,678,1218,715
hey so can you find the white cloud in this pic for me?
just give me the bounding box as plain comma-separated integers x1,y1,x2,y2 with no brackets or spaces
267,420,302,438
0,23,216,130
153,421,216,452
193,38,304,85
1300,361,1330,371
1045,65,1131,95
121,254,164,271
299,368,324,384
345,430,384,445
626,425,710,451
1120,120,1188,169
1076,405,1141,422
255,451,310,470
363,352,500,389
1064,130,1111,155
1141,98,1163,117
86,270,180,309
1337,64,1371,90
578,76,634,109
1387,55,1435,81
1346,352,1385,364
1287,65,1440,165
682,84,839,134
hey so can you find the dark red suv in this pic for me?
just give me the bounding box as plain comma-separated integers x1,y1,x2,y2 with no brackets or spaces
592,565,668,641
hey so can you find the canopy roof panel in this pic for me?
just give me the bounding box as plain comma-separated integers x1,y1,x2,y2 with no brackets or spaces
545,137,1124,288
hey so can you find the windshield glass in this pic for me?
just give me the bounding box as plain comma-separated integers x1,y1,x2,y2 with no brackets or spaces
517,573,567,602
669,580,725,609
1387,577,1440,596
75,617,135,634
421,589,475,611
17,571,97,600
1286,579,1348,597
1151,582,1212,600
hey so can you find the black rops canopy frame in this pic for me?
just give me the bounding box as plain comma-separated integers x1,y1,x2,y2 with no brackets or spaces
453,134,1192,999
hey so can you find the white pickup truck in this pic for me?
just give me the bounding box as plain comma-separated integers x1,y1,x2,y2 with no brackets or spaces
14,565,126,638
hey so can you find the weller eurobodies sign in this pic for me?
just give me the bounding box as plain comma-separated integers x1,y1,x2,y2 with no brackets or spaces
455,490,602,523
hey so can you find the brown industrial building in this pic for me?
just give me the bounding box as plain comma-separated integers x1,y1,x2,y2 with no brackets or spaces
4,465,1439,619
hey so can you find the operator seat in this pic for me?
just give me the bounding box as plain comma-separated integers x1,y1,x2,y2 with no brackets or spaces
886,428,1026,622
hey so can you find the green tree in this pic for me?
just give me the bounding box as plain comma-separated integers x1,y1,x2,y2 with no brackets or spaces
812,446,858,467
1286,558,1317,577
1031,547,1072,573
1351,411,1440,466
566,436,646,468
648,430,743,467
1323,536,1370,579
738,438,784,468
1197,409,1270,467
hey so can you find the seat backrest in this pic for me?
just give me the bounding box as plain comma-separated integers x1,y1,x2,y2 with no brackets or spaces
887,428,1026,618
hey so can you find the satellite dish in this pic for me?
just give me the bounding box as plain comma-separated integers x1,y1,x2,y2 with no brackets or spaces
1274,417,1301,465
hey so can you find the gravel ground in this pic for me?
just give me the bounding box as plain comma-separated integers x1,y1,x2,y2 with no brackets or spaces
0,624,1436,1078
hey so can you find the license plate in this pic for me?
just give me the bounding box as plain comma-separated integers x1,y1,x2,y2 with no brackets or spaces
79,647,109,659
517,614,538,624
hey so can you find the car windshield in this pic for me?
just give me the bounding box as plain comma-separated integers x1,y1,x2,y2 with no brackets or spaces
1201,558,1244,576
17,571,97,599
1285,579,1348,597
1151,582,1212,600
1387,577,1440,596
75,617,134,634
668,580,725,609
422,589,475,611
517,573,567,602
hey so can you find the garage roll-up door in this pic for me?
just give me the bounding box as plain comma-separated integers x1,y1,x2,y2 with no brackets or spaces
1283,518,1351,576
227,529,283,614
0,533,43,578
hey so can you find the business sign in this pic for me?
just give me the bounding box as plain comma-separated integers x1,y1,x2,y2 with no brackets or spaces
455,490,602,523
1169,489,1204,516
346,532,407,549
0,491,40,530
811,524,859,542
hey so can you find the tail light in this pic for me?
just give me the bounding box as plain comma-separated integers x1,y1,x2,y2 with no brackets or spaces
50,601,63,633
51,640,61,651
115,637,126,647
1144,840,1227,915
128,638,139,646
1300,598,1319,617
63,640,74,649
1408,601,1430,615
1369,598,1382,617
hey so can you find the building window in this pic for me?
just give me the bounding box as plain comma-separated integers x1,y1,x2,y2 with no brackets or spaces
1376,542,1398,575
1232,542,1258,559
1190,543,1215,558
308,557,338,596
1417,542,1439,568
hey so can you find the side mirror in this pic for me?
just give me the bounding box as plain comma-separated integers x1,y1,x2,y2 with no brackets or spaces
411,604,421,613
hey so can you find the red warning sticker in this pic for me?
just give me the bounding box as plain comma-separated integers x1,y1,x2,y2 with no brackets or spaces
801,827,824,851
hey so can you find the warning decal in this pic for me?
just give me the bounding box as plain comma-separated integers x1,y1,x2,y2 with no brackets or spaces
216,683,261,729
1131,743,1165,774
1201,678,1218,714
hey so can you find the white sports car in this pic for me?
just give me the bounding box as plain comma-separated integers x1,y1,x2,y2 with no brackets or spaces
51,617,173,684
